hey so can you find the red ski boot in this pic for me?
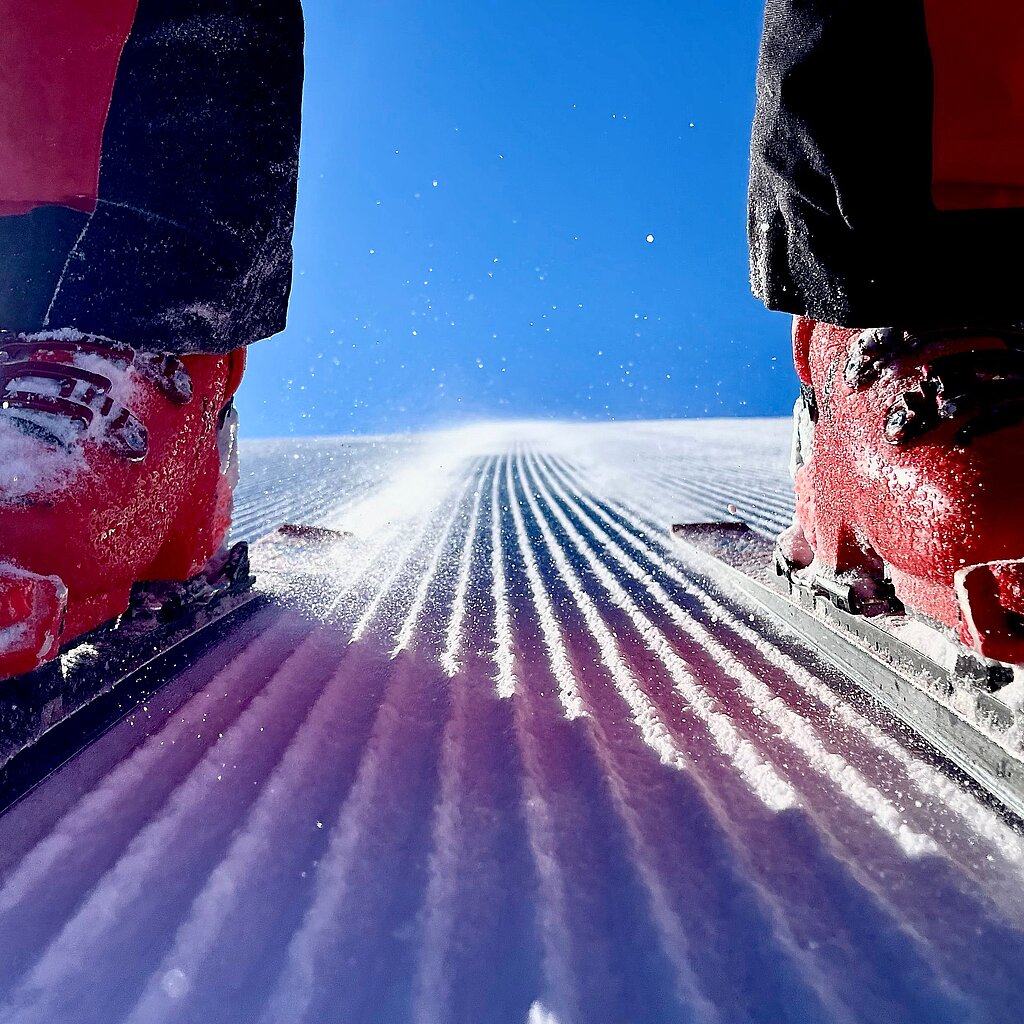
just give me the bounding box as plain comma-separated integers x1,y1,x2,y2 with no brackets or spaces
0,333,246,679
779,316,1024,665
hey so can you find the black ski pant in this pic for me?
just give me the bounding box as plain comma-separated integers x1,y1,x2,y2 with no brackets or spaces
750,0,1024,329
0,1,304,356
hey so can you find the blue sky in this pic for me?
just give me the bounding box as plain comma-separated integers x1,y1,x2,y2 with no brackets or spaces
237,0,793,437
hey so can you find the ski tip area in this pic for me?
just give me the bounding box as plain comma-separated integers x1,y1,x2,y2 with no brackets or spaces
2,419,1024,1024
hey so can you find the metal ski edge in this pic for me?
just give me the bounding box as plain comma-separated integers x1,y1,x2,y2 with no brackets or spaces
672,522,1024,825
0,523,345,816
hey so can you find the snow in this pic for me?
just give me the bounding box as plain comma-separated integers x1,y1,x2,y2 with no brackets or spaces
17,328,102,345
2,419,1024,1023
0,419,83,499
0,337,145,496
0,623,30,655
72,350,141,422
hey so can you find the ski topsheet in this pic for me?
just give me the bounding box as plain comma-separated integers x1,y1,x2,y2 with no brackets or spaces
673,522,1024,822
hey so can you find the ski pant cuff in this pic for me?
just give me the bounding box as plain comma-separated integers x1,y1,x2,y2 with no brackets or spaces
751,204,1024,329
0,201,293,355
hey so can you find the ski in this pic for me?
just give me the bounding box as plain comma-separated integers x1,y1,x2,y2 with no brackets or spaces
0,524,350,813
673,521,1024,821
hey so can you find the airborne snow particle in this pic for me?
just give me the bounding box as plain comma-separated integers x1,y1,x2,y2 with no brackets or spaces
161,969,190,999
646,234,655,243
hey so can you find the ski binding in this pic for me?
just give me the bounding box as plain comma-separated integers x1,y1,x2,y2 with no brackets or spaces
673,521,1024,821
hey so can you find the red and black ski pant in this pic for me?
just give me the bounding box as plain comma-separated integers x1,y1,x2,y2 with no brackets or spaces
750,0,1024,329
0,1,304,355
5,4,1019,350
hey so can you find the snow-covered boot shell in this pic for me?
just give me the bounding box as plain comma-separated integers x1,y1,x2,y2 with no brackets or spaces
0,333,245,680
783,316,1024,663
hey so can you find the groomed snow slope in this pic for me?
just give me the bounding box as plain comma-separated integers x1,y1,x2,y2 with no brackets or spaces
1,418,1024,1024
